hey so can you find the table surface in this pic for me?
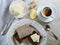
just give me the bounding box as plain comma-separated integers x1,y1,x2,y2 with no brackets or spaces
1,0,60,45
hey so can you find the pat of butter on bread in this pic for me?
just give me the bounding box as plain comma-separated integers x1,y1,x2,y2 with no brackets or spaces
30,33,40,42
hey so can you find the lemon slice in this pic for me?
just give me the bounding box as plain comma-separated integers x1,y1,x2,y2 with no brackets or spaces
30,9,37,19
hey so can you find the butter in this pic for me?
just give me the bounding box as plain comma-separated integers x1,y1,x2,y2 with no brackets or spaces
12,2,25,16
30,9,37,19
30,33,40,42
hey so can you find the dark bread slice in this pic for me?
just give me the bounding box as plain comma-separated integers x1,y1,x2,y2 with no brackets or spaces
13,32,23,44
16,24,35,39
27,25,42,45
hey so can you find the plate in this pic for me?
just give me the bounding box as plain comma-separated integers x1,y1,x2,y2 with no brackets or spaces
37,3,56,22
5,19,47,45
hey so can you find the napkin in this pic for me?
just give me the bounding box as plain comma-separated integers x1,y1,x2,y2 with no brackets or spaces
0,0,15,32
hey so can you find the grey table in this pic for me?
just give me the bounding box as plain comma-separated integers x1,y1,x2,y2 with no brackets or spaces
0,0,60,45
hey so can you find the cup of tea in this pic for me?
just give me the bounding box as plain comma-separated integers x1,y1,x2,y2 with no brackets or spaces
41,7,52,18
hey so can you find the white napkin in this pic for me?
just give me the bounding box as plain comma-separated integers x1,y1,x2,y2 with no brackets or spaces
0,0,15,31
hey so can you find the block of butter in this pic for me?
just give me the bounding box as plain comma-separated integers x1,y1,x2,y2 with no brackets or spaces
30,33,40,42
11,1,26,16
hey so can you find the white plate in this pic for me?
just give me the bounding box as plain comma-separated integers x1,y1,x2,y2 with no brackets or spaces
5,19,47,45
37,3,56,22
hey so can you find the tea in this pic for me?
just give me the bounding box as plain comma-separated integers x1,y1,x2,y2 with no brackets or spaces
42,7,52,17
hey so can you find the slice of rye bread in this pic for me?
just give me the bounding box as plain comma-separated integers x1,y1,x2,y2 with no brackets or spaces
27,25,42,45
16,24,35,39
13,32,23,43
27,31,42,45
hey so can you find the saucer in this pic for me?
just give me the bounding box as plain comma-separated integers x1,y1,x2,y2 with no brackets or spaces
37,3,56,22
